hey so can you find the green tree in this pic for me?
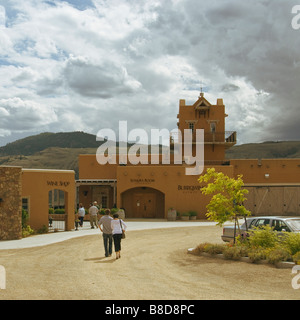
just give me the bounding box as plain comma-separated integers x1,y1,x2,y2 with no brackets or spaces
198,168,251,243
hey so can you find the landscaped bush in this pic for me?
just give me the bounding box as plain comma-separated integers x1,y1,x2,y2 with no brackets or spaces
223,245,248,260
292,252,300,264
193,242,211,254
22,225,34,238
193,225,300,266
248,226,279,248
266,248,291,265
54,208,65,214
204,243,226,255
282,232,300,255
247,247,268,263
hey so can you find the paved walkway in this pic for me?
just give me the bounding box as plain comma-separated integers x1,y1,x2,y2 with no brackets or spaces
0,219,218,250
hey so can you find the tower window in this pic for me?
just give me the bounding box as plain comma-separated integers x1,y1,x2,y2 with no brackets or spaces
189,122,194,132
210,122,216,133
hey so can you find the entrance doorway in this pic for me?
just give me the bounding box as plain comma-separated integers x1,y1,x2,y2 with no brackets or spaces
48,189,67,231
121,187,165,218
133,193,156,218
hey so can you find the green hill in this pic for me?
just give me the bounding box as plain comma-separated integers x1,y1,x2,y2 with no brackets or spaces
0,131,100,156
225,141,300,159
1,131,300,179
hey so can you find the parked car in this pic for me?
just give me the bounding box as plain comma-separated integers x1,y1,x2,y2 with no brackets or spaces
221,216,300,242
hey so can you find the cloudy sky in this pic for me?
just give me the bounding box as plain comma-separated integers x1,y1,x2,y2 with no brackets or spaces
0,0,299,146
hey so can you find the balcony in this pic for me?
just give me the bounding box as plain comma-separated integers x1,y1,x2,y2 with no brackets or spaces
170,131,237,148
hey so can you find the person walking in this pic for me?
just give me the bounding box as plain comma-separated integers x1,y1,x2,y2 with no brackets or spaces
111,213,127,260
77,203,85,227
98,209,113,257
89,201,99,229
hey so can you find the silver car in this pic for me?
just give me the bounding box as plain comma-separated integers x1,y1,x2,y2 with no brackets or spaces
221,216,300,242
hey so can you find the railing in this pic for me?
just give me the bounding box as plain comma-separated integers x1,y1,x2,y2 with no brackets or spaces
170,131,237,145
48,214,67,232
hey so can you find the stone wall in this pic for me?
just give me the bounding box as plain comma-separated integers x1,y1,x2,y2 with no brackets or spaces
0,166,22,240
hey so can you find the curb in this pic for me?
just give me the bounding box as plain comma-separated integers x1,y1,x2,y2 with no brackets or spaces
187,248,296,269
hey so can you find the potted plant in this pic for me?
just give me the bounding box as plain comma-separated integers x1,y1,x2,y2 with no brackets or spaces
167,207,177,221
189,211,197,220
181,212,189,221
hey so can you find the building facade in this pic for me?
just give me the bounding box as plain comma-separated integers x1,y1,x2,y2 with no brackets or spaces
77,93,300,219
77,93,237,218
0,167,75,240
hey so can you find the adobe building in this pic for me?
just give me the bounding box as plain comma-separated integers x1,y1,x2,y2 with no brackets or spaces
77,93,237,219
77,92,300,219
22,169,75,231
0,166,75,240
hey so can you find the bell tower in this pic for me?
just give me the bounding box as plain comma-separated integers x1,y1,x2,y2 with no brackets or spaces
172,92,236,163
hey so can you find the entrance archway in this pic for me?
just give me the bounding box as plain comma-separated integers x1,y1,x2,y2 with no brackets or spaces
121,187,165,218
48,189,67,231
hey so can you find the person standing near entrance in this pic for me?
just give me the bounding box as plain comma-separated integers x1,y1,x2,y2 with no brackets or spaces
98,209,113,257
111,213,127,260
89,201,99,229
78,203,85,227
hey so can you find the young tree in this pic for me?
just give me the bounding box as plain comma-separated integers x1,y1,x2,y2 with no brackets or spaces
198,168,251,243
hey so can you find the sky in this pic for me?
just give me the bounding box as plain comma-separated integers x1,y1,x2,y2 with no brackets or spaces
0,0,300,147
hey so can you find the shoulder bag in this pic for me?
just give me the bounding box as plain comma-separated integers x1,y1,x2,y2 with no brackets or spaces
120,220,126,239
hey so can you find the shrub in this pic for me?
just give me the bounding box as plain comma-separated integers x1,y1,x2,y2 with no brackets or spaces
282,232,300,255
37,225,48,234
188,211,197,217
111,208,119,215
181,212,189,216
54,208,65,214
22,225,34,238
267,248,291,265
248,247,268,263
204,244,226,255
292,252,300,265
193,242,211,254
248,226,278,248
223,245,247,260
22,209,29,228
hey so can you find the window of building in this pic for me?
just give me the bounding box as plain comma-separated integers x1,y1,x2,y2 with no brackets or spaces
188,122,194,132
22,197,30,215
102,196,108,208
210,122,216,133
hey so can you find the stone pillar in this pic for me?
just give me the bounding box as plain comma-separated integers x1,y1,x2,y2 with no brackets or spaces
0,166,22,240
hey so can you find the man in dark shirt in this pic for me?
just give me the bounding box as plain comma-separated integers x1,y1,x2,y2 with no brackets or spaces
98,209,113,257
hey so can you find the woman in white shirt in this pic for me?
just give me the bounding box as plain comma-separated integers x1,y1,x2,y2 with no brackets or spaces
111,213,127,259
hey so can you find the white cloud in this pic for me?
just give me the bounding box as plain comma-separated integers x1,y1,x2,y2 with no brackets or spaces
0,0,299,146
0,97,57,131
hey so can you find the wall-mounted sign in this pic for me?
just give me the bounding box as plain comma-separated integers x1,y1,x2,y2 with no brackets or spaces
47,181,70,187
178,185,203,192
130,178,155,184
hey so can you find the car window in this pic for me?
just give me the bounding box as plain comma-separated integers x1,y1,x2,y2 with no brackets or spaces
249,219,257,228
255,219,270,227
272,220,291,232
288,219,300,231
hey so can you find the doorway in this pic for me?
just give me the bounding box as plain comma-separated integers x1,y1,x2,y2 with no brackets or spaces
121,187,165,218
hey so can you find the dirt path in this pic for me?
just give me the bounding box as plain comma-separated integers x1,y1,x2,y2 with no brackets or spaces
0,226,299,300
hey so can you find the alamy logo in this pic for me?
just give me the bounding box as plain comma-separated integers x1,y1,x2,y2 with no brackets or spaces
0,265,6,290
291,265,300,290
291,5,300,30
96,121,204,176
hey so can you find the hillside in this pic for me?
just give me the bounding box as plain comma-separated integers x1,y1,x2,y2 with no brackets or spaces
225,141,300,159
0,147,97,179
0,131,100,156
1,132,300,179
